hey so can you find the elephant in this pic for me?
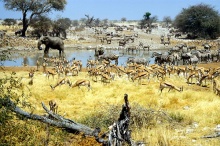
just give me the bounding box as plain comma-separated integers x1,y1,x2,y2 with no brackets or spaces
94,45,104,57
37,36,64,56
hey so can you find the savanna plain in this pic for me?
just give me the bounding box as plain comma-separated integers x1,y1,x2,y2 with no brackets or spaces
1,24,220,146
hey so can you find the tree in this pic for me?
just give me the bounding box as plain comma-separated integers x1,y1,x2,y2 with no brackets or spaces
84,14,95,27
121,17,127,23
1,0,67,37
30,16,53,37
163,16,172,27
143,12,151,20
52,17,71,38
2,18,17,26
72,20,79,27
102,18,109,26
139,12,158,29
173,3,220,39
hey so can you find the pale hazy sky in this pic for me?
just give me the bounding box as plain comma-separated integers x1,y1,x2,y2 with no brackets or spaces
0,0,220,21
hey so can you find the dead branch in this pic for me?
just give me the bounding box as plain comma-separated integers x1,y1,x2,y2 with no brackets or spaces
3,94,141,145
4,98,94,136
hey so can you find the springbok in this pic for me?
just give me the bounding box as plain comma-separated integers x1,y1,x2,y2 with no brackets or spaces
46,69,57,79
186,72,199,85
198,71,219,86
159,81,183,93
71,79,91,91
28,69,35,78
50,77,71,90
131,72,149,84
49,100,58,114
100,73,112,84
212,79,220,95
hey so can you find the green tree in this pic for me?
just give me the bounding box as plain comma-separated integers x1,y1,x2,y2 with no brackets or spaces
2,18,17,26
139,12,157,29
173,3,220,39
52,17,72,38
30,16,52,37
143,12,151,20
121,17,127,23
72,20,79,27
1,0,67,37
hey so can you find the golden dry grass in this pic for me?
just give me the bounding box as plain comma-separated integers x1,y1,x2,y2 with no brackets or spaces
1,66,220,145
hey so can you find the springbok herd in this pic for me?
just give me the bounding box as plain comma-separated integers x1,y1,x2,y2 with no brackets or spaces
25,54,220,98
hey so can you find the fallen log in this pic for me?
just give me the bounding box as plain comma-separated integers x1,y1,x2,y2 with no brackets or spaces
3,94,142,145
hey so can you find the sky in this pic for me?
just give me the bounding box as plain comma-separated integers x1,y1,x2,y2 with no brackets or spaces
0,0,220,21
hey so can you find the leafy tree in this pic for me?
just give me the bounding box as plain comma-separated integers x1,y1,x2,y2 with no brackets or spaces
143,12,151,20
52,17,72,38
163,16,172,27
173,3,220,39
121,17,127,23
102,18,109,26
2,18,17,26
1,0,67,37
30,16,52,37
72,20,79,27
139,12,158,29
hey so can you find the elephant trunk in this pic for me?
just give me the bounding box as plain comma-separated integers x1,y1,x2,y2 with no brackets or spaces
37,41,43,50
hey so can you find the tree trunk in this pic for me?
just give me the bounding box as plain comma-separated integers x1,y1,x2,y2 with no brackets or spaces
22,12,27,37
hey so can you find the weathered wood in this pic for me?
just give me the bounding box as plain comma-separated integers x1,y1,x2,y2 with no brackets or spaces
5,98,94,136
4,94,141,145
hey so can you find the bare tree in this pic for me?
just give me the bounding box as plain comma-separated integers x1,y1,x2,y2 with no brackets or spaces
85,14,95,27
163,16,172,27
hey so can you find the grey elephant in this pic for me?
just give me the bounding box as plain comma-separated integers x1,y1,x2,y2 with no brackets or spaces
37,36,64,56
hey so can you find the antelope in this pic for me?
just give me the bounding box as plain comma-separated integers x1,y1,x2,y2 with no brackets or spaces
28,69,35,78
46,69,57,79
49,100,58,114
100,73,112,84
131,72,149,84
72,59,82,71
159,81,183,93
50,77,71,90
42,62,47,73
36,60,40,71
71,79,91,91
186,72,199,85
198,71,219,86
215,86,220,96
70,64,80,76
87,68,102,82
213,79,219,94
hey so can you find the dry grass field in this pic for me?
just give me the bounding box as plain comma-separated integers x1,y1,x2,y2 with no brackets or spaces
1,24,220,145
1,64,220,146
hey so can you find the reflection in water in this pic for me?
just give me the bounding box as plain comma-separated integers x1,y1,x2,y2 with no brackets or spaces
1,48,166,67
